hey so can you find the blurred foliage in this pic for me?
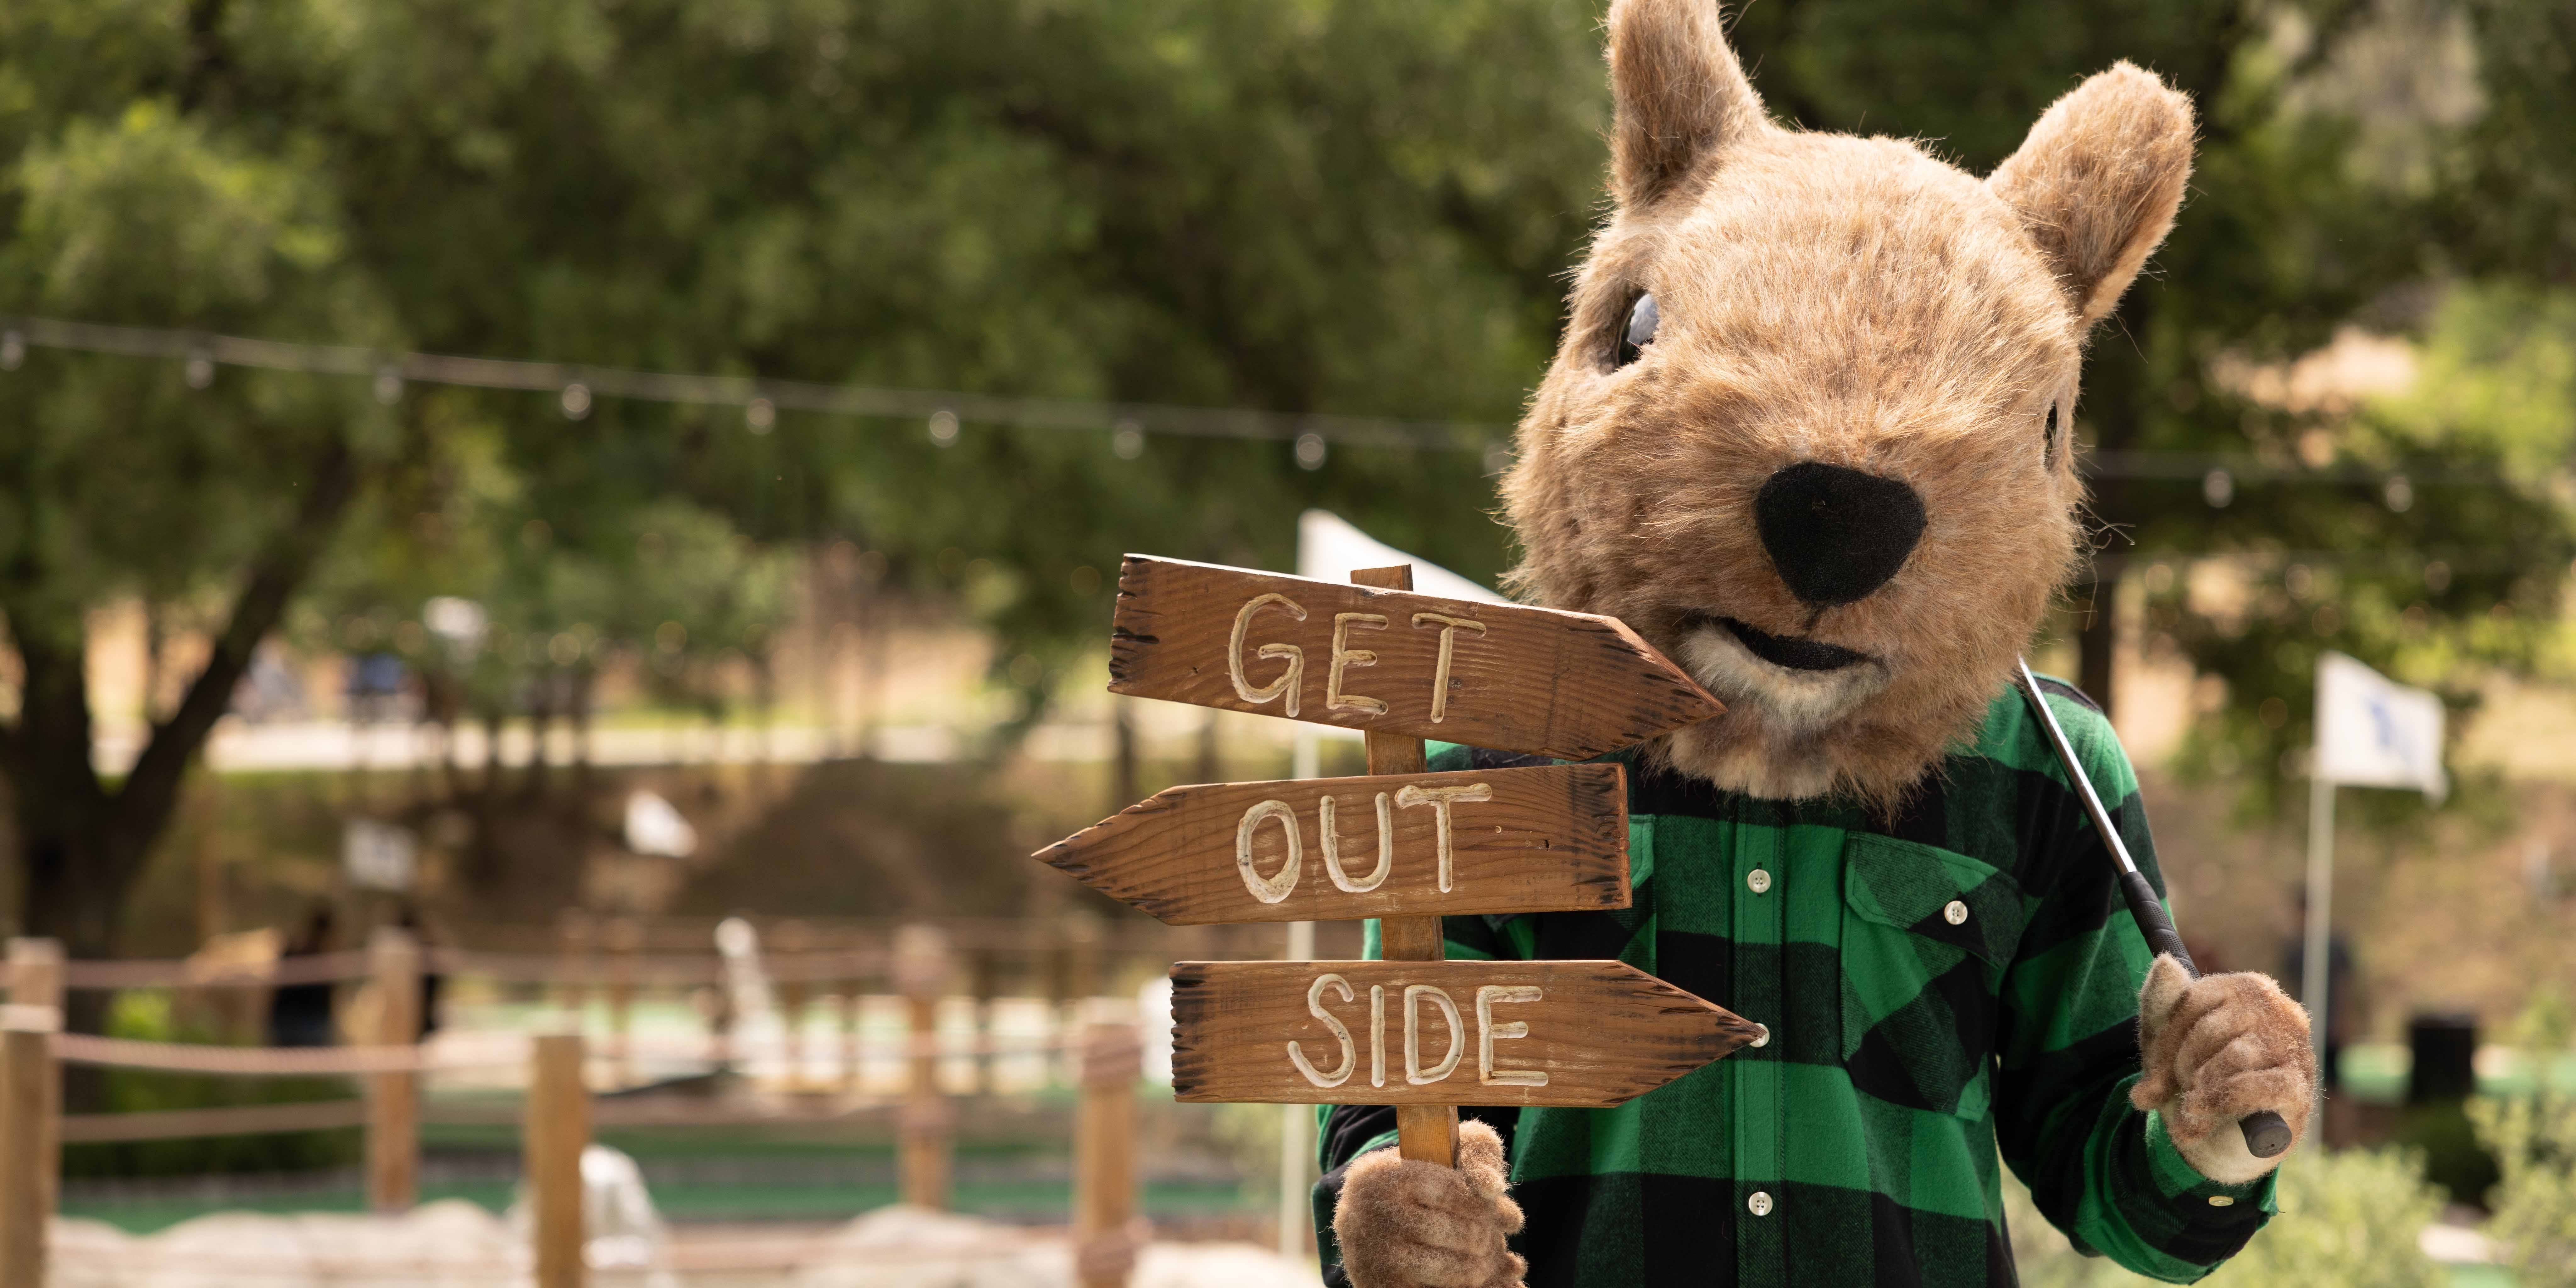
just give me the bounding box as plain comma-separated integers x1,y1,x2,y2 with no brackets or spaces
60,990,360,1180
2395,1097,2502,1206
2006,1145,2447,1288
2159,284,2576,813
234,0,1608,692
6,0,2576,938
2478,1092,2576,1285
1721,0,2576,815
2478,991,2576,1287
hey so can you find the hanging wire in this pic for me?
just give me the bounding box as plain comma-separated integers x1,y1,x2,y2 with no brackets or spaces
0,312,2530,488
0,313,1501,453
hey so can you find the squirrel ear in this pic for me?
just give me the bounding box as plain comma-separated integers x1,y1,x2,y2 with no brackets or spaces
1608,0,1767,208
1988,63,2196,327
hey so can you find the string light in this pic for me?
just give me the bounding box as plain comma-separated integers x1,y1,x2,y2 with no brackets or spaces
0,312,1497,458
0,313,2525,502
1294,432,1327,470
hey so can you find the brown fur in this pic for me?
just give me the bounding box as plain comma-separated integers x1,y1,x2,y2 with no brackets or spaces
2132,954,2317,1183
1333,1121,1527,1288
1502,0,2196,806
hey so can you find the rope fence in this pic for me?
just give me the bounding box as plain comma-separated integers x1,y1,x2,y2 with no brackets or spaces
59,1098,369,1144
0,924,1153,1288
29,912,1219,991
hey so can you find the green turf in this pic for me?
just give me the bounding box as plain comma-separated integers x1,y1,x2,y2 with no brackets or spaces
62,1176,1257,1235
2443,1263,2518,1288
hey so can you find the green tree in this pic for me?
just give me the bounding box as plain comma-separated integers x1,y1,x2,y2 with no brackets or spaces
0,96,397,959
9,0,2574,960
1723,0,2576,805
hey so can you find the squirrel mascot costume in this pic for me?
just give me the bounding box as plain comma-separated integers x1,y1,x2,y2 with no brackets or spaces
1311,2,2318,1285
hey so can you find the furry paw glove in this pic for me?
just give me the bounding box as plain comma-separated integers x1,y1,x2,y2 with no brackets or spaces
2130,954,2317,1184
1333,1120,1527,1288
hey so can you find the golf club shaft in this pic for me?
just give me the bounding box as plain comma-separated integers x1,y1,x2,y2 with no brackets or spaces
2014,661,2294,1161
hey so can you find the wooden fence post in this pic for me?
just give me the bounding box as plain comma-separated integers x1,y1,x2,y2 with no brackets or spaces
0,1021,59,1288
774,919,813,1089
555,909,592,1030
836,942,864,1094
1075,1020,1142,1288
967,947,1000,1096
6,938,64,1020
894,924,953,1210
528,1033,590,1288
604,918,641,1086
1057,914,1101,1087
367,926,421,1213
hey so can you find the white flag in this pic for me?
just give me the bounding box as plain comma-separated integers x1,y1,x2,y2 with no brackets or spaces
2314,651,2447,802
1296,509,1508,604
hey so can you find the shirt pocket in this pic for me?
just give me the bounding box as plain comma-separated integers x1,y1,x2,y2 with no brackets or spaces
1836,833,2028,1118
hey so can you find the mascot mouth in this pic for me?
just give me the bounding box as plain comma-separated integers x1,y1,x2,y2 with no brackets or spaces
1673,612,1889,738
1702,615,1870,672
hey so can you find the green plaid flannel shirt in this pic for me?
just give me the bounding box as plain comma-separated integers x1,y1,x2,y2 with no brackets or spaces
1312,679,2277,1287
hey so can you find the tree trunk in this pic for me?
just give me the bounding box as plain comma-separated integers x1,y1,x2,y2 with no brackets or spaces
2078,554,2122,717
1110,701,1139,816
2073,291,2155,717
1195,711,1221,786
0,440,358,985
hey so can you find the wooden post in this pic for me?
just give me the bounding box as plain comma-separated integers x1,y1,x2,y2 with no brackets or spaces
894,924,953,1210
604,918,641,1086
0,1021,58,1287
527,1033,590,1288
837,940,865,1093
367,926,422,1213
967,948,1000,1096
555,909,592,1030
1075,1020,1142,1288
7,938,64,1020
1060,913,1101,1087
774,919,813,1089
1350,564,1461,1167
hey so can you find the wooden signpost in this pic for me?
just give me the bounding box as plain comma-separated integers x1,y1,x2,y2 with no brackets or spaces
1170,960,1760,1106
1038,555,1750,1178
1036,763,1631,925
1109,556,1718,761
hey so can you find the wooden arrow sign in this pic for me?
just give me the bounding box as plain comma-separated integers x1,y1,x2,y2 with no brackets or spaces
1108,556,1722,761
1169,959,1762,1107
1035,764,1629,925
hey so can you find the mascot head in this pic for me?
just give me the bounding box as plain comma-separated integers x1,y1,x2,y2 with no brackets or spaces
1503,0,2195,806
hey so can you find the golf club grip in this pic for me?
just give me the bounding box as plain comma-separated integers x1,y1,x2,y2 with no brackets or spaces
2117,872,2294,1159
2118,871,2194,971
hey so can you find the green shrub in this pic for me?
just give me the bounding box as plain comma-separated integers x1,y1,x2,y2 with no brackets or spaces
2392,1098,2501,1207
2473,1092,2576,1288
2004,1146,2445,1288
60,988,362,1181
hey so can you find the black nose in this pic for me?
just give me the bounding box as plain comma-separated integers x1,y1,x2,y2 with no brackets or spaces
1754,462,1926,607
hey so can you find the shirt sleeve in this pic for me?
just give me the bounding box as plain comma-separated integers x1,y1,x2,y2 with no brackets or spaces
1992,688,2277,1282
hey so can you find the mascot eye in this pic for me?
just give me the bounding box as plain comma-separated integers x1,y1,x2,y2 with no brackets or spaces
1614,292,1659,368
2042,401,2061,468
